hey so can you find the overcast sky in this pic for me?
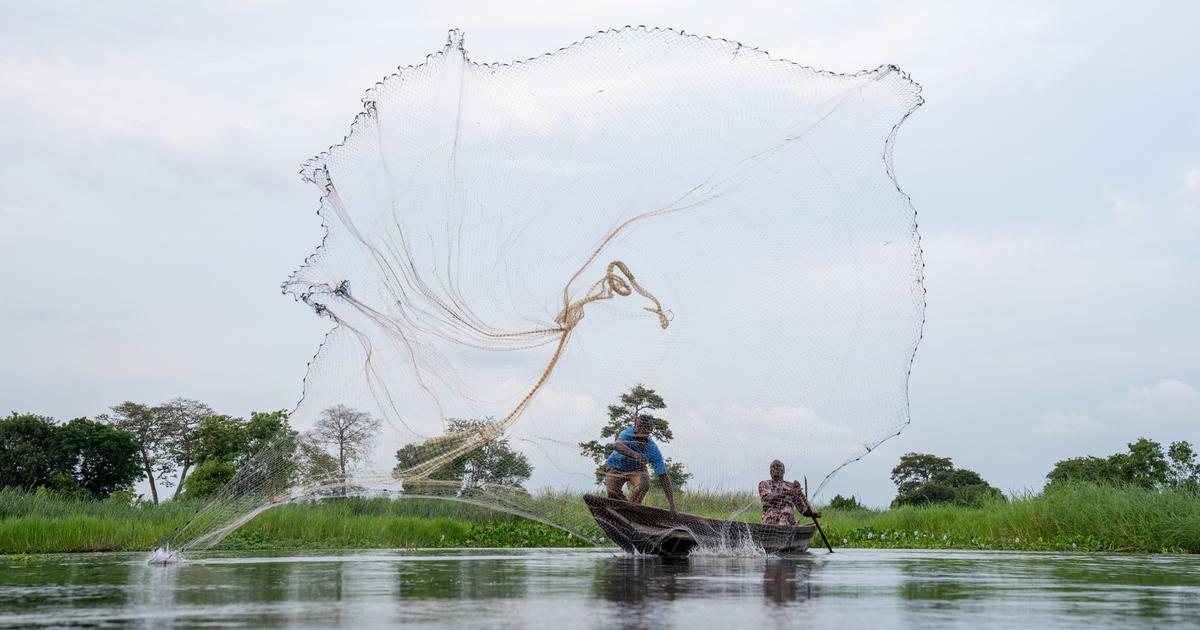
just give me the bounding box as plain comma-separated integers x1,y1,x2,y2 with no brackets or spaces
2,0,1197,506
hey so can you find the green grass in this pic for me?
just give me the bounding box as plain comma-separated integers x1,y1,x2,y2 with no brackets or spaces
220,498,587,550
0,489,586,553
819,482,1200,554
0,489,197,553
2,482,1197,555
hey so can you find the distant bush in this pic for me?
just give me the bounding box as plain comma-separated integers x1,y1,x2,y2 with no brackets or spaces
826,494,867,511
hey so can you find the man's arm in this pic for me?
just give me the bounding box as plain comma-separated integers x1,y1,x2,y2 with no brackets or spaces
791,481,821,519
658,473,677,514
643,440,676,513
610,440,648,463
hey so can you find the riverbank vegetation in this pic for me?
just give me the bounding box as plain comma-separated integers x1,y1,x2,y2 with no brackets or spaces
4,404,1198,555
3,481,1197,555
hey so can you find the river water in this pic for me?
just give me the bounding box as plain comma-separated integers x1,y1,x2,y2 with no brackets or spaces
1,548,1198,628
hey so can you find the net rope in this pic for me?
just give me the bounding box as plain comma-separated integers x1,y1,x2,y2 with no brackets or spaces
158,26,924,557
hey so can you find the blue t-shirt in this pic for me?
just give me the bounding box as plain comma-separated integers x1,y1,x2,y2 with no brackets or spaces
605,427,667,476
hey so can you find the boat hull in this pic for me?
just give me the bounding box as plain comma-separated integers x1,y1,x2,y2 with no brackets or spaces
583,494,815,556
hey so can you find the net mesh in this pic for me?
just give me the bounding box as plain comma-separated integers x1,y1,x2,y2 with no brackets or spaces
161,26,924,555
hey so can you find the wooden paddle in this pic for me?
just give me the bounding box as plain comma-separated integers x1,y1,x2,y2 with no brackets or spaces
803,476,835,553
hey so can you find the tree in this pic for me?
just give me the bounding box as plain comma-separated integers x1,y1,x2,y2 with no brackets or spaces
155,398,214,499
193,415,250,465
1046,456,1116,486
890,452,1002,507
1167,441,1199,489
1116,437,1169,489
1046,437,1172,490
394,418,533,488
99,402,173,504
311,405,382,478
239,412,299,499
59,418,143,498
0,413,142,499
578,384,690,488
0,413,72,490
245,410,290,459
897,481,956,506
181,414,248,499
182,411,297,500
182,460,239,499
890,453,953,498
295,434,341,484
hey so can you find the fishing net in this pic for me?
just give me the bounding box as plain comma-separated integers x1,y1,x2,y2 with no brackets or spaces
161,26,923,555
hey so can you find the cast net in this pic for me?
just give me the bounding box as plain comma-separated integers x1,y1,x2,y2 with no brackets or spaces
161,26,924,555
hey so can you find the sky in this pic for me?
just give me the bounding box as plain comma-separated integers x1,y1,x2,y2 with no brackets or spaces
1,0,1198,507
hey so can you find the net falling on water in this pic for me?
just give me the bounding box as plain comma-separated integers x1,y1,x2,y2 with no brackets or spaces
162,27,924,555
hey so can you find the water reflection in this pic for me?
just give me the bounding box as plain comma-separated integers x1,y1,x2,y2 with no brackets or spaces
892,551,1200,626
762,558,812,604
2,549,1199,628
396,555,529,600
592,555,814,606
0,554,134,617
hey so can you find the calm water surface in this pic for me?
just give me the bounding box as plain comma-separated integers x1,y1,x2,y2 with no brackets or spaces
1,548,1198,628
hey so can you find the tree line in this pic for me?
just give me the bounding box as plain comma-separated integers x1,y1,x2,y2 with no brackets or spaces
826,436,1200,511
2,384,690,504
0,401,390,503
1046,437,1199,491
16,387,1187,509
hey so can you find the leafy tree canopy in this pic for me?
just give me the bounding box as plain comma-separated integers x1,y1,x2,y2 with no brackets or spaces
0,413,72,491
890,452,1002,508
1047,437,1198,490
182,460,239,500
183,410,296,499
59,418,143,498
194,415,251,465
395,418,533,488
890,453,953,498
0,413,141,499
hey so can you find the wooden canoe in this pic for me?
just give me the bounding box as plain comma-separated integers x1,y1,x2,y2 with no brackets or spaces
583,494,816,556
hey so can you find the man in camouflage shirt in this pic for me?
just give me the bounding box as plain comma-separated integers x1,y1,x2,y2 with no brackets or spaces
758,459,820,526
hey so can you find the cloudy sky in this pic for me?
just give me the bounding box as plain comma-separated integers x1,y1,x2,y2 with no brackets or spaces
2,0,1197,506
